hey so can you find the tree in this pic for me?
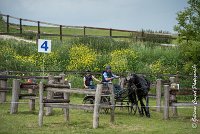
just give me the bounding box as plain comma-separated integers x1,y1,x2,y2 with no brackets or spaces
174,0,200,41
174,0,200,74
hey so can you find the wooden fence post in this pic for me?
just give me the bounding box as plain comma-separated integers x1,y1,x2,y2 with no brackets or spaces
46,75,54,115
169,77,178,116
20,18,22,34
110,28,112,37
60,25,62,41
46,92,54,104
38,82,44,127
38,21,40,39
64,92,70,122
163,85,170,120
93,84,103,129
171,95,178,117
10,79,20,114
84,26,86,36
59,73,70,121
7,15,9,33
108,83,115,123
28,88,36,111
156,79,162,112
59,73,65,84
0,79,7,103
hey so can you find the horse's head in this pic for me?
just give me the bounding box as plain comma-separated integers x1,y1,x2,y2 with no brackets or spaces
126,73,138,84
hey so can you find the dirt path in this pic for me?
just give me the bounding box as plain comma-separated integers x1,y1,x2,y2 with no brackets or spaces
0,34,36,44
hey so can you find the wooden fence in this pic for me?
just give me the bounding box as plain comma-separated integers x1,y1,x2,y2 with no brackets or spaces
38,82,115,128
10,74,65,113
6,72,115,128
0,73,65,103
1,71,200,127
155,77,200,120
0,13,174,42
163,85,200,119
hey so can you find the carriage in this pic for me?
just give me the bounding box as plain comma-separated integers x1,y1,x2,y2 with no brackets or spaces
82,81,138,114
82,74,151,117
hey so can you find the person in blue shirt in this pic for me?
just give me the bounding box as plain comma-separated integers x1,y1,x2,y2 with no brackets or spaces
102,65,120,82
102,65,122,94
83,70,101,89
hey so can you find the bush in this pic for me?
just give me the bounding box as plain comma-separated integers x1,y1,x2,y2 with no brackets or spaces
179,41,200,74
109,49,138,73
0,37,185,76
67,44,98,71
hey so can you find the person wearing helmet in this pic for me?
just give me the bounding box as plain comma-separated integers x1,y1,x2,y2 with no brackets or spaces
102,65,121,94
83,70,101,89
102,65,119,82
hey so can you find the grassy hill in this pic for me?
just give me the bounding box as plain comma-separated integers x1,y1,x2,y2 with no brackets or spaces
0,14,174,43
0,15,193,80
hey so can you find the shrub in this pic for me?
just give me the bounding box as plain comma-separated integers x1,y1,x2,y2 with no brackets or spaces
67,44,98,71
109,49,138,73
179,41,200,74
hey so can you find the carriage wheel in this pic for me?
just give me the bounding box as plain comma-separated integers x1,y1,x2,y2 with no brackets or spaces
82,96,95,112
83,96,95,104
100,96,110,114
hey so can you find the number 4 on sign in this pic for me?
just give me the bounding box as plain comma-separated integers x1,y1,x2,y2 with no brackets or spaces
38,39,51,53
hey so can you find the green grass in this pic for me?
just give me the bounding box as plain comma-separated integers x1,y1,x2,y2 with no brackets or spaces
2,23,133,42
6,24,131,38
0,16,172,43
0,92,199,134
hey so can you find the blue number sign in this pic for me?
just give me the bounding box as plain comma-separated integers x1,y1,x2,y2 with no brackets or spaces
38,39,51,53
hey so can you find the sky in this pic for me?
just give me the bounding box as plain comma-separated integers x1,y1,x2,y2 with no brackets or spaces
0,0,188,33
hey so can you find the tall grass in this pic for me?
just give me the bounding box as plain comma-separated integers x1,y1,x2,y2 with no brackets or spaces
0,37,181,74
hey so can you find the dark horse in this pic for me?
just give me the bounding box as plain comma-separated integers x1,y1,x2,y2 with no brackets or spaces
125,73,151,117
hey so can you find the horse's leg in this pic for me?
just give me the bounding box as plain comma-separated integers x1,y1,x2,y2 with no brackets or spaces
128,91,134,113
138,97,144,116
140,97,149,117
145,95,150,118
139,96,151,117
